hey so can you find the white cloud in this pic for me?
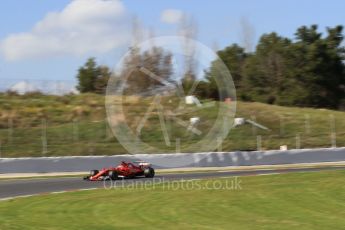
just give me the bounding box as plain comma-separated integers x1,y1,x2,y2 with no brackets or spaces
10,81,37,95
161,9,184,24
1,0,128,61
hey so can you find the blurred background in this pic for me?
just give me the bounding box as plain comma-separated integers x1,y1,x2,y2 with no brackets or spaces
0,0,344,157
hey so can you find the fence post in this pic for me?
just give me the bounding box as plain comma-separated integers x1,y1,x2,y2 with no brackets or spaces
304,114,310,134
41,118,47,156
88,141,94,156
176,138,180,153
0,140,2,158
251,115,257,136
217,136,223,152
295,133,301,149
105,118,110,140
329,114,336,148
73,118,79,142
223,116,228,138
279,115,285,136
331,133,337,148
257,135,262,151
8,118,13,144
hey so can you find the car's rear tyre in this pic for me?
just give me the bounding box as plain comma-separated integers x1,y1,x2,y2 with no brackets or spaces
144,167,155,178
108,170,119,180
90,170,99,176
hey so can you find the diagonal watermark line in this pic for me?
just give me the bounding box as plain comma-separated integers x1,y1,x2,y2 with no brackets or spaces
175,101,216,115
171,116,202,135
139,66,175,87
157,102,171,146
187,80,200,96
136,95,160,135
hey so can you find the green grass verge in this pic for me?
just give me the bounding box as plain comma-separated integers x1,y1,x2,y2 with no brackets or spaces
0,93,344,157
1,170,345,229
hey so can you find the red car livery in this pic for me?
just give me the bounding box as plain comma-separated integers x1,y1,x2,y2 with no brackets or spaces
83,161,155,181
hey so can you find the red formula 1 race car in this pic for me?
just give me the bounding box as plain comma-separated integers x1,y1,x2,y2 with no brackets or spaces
83,161,155,181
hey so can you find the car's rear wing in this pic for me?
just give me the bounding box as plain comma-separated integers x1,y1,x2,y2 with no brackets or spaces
134,161,151,167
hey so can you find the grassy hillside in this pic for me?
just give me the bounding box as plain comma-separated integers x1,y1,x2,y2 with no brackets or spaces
1,170,345,229
0,93,344,157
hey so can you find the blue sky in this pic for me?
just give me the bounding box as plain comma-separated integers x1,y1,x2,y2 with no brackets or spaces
0,0,344,87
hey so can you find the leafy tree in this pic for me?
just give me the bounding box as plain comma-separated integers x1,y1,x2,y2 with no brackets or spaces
122,46,173,95
94,65,111,94
205,25,345,109
288,25,345,108
201,44,247,100
217,44,247,100
76,58,98,93
217,44,247,86
243,33,292,104
76,58,112,94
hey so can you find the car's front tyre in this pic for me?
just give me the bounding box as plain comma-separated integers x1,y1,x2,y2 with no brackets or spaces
144,167,155,178
90,170,99,176
83,176,90,180
108,170,119,180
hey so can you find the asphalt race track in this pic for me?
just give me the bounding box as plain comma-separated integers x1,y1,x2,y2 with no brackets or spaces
1,166,345,200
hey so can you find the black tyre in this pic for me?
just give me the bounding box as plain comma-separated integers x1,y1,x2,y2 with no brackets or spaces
108,170,119,180
90,170,99,176
144,167,155,178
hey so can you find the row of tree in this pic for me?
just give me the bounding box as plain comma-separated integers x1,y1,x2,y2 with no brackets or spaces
76,24,345,109
205,25,345,109
76,46,173,95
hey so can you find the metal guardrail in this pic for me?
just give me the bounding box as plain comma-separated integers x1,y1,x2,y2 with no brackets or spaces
0,147,344,173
